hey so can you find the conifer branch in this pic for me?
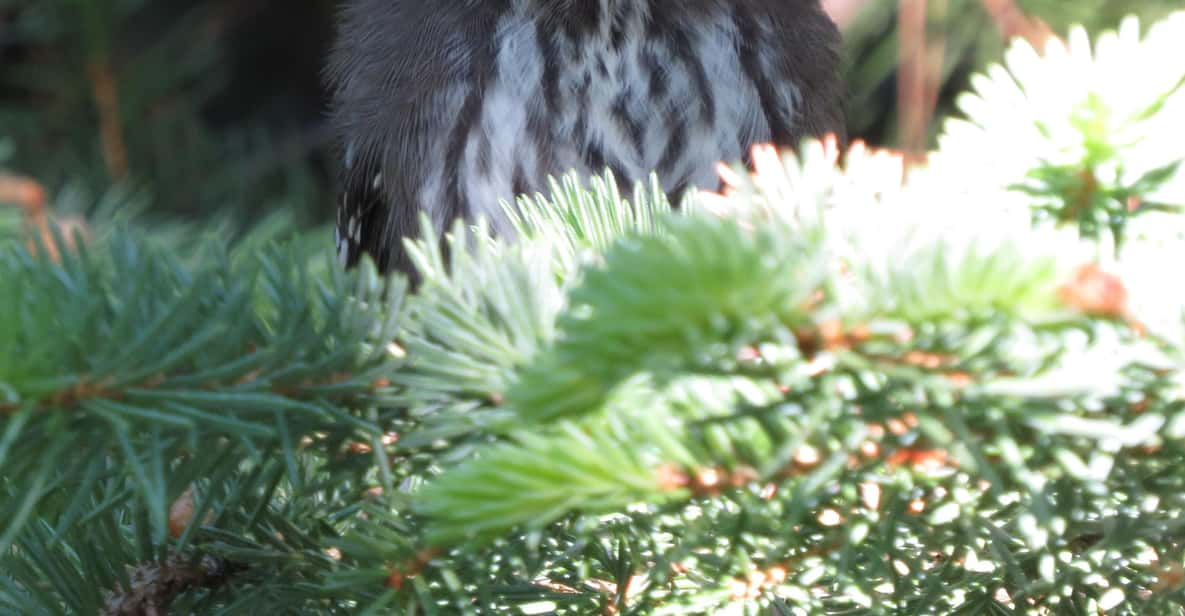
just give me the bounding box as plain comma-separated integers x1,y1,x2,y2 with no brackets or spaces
4,10,1185,615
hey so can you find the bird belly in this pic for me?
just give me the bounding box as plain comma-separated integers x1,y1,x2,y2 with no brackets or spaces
458,5,778,237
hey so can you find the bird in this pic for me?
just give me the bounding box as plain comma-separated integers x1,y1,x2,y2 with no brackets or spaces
327,0,846,281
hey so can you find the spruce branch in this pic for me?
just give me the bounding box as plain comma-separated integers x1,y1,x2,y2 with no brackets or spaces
503,170,675,277
507,212,829,426
391,170,676,448
401,19,1185,602
8,10,1185,615
0,226,405,550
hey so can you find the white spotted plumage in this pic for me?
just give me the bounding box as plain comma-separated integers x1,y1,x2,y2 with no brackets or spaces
328,0,846,278
456,2,791,237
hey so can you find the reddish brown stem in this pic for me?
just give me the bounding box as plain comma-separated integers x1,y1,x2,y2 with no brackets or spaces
980,0,1057,52
88,58,129,181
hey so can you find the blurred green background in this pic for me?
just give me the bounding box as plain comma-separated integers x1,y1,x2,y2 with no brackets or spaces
0,0,1179,236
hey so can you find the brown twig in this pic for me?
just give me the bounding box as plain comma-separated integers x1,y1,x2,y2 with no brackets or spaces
0,171,91,261
386,548,443,590
979,0,1057,52
0,172,47,220
896,0,945,164
102,552,245,616
87,58,129,181
0,368,381,418
0,376,119,415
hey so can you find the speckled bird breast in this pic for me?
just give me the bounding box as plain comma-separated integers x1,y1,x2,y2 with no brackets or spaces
329,0,844,277
459,3,797,236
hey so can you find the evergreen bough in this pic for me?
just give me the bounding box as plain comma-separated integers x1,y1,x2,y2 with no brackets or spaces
3,12,1185,615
